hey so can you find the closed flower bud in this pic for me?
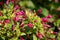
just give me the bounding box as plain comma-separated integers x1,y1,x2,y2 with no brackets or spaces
36,9,42,14
36,32,43,39
41,18,49,22
53,32,58,35
47,14,52,18
20,23,24,27
0,12,2,16
4,19,10,24
0,2,3,5
20,37,24,40
11,25,15,31
54,0,58,3
28,23,32,28
14,5,19,10
6,0,9,4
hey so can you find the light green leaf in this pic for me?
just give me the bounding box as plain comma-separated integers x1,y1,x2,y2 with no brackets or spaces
33,34,37,40
41,8,49,16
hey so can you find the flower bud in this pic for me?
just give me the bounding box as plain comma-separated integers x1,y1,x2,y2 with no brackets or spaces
41,18,49,22
4,19,10,24
47,14,52,18
28,23,32,28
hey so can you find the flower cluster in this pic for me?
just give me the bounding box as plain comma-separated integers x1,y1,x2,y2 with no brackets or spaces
0,0,60,40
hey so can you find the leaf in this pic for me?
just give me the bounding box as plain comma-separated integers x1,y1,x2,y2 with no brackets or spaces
19,1,35,9
20,33,26,36
57,32,60,40
41,8,49,16
54,19,60,27
25,1,35,8
33,34,37,40
14,22,19,30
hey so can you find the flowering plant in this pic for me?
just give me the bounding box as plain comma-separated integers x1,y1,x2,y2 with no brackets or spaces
0,0,60,40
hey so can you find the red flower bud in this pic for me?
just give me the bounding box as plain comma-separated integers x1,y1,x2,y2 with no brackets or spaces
11,25,15,31
14,5,19,10
36,9,42,14
53,32,58,35
36,32,43,39
47,14,52,18
4,19,10,24
49,38,54,40
0,2,3,5
20,23,24,27
6,0,9,4
28,23,32,28
0,12,2,16
41,18,49,22
54,0,58,3
20,37,24,40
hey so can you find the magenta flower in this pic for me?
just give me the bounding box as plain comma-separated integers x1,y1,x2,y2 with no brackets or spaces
47,14,52,18
10,0,14,2
0,12,2,16
11,25,15,31
36,9,42,14
41,18,49,22
16,10,24,16
4,19,10,24
6,0,9,4
13,17,18,24
53,32,58,35
54,0,58,3
48,30,53,34
28,23,32,28
43,24,51,28
0,21,2,25
36,32,43,39
43,24,51,29
49,38,54,40
20,23,24,27
0,2,3,5
14,5,19,10
20,37,24,40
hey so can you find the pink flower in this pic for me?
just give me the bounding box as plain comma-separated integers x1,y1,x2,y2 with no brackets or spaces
49,38,54,40
47,14,52,18
11,25,15,31
36,9,42,14
16,10,24,16
0,2,3,5
14,5,19,10
10,0,14,2
43,24,51,29
13,17,18,24
6,0,9,4
48,30,53,34
41,18,49,22
0,12,2,16
13,17,18,21
20,23,24,27
28,23,32,28
54,0,58,3
4,19,10,24
43,24,51,27
0,21,2,25
20,37,24,40
53,32,58,35
36,32,43,38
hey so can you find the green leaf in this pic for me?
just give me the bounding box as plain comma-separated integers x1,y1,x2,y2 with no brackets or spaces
33,34,37,40
41,8,49,16
57,32,60,40
54,19,60,27
20,33,26,36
